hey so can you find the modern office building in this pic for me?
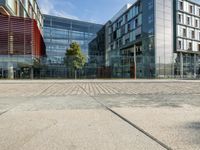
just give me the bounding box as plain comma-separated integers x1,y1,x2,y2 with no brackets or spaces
88,25,108,77
174,0,200,78
89,0,200,78
43,15,102,66
0,0,43,30
0,0,45,79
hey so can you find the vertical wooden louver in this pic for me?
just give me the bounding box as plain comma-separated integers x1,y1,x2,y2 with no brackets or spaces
0,15,46,58
0,15,9,55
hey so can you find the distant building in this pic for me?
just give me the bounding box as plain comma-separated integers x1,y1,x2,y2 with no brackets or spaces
88,24,112,78
88,26,106,76
0,0,43,30
89,0,200,78
43,15,102,65
174,0,200,78
0,0,45,79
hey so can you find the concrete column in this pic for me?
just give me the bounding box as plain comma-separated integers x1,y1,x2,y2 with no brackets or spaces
0,68,2,78
8,32,14,79
30,67,34,79
133,45,137,79
171,54,175,78
8,63,14,79
194,54,197,79
180,52,184,78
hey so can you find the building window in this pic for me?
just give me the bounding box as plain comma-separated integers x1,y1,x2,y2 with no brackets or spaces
178,14,182,23
28,3,32,17
130,20,134,30
179,1,183,10
187,17,190,25
189,5,193,14
14,1,18,15
183,28,187,37
195,20,198,27
198,44,200,51
125,14,128,22
199,32,200,40
119,38,122,47
128,23,131,32
19,4,24,17
178,40,182,49
192,31,195,39
113,31,117,40
108,27,112,34
116,41,119,48
188,42,192,50
135,18,138,28
110,44,113,50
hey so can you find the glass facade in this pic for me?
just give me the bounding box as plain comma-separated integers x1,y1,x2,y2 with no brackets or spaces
0,15,46,79
141,0,155,78
88,26,107,78
155,0,174,77
0,0,4,2
43,15,102,65
89,0,200,79
100,0,158,78
0,0,45,79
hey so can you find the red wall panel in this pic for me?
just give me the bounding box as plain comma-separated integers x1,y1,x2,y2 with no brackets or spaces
0,15,9,55
0,15,46,58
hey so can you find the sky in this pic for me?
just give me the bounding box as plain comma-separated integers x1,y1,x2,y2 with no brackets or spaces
37,0,134,24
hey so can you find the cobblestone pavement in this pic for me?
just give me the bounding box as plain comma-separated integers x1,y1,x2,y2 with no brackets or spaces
0,80,200,150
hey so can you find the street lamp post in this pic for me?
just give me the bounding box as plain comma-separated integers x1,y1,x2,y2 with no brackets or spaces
133,45,137,80
180,52,183,79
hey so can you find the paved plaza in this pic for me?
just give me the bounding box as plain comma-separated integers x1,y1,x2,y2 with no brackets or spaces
0,80,200,150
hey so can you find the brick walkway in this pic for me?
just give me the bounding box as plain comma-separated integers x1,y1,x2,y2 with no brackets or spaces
0,80,200,97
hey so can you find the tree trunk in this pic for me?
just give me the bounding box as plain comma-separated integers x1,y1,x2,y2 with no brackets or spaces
75,69,77,79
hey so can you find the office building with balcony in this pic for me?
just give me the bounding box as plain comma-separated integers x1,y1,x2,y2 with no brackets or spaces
174,0,200,77
89,0,200,78
0,0,45,79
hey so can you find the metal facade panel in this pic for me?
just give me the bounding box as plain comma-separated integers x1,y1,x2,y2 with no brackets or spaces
0,15,46,57
0,15,9,55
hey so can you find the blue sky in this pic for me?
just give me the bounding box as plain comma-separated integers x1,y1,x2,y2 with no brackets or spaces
38,0,134,24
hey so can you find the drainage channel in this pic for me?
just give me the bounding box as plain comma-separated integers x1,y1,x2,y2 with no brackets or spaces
79,84,173,150
0,110,9,116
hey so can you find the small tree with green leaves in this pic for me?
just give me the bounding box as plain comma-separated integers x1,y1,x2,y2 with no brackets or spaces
64,42,86,79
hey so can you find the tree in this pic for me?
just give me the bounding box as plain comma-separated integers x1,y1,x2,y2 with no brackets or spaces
64,42,86,79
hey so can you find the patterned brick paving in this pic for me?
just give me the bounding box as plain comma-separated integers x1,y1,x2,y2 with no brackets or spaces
0,81,199,97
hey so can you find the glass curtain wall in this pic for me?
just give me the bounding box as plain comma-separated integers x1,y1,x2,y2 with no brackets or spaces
43,15,102,65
